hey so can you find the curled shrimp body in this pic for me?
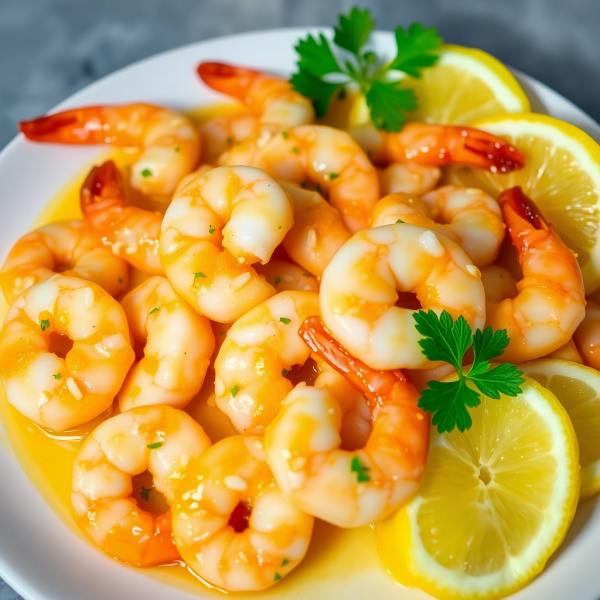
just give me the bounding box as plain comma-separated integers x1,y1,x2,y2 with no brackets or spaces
20,104,200,196
350,122,525,173
371,186,504,268
81,161,163,274
159,165,293,322
255,260,319,293
480,264,518,303
219,124,379,233
198,62,315,127
117,276,214,412
0,220,128,304
264,316,429,528
486,187,586,362
0,275,134,432
279,182,351,277
72,405,211,567
172,435,314,592
320,223,485,370
199,114,261,164
377,163,441,197
573,300,600,369
214,290,320,434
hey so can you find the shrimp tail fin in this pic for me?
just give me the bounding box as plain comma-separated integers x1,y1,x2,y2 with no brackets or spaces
459,126,525,173
19,107,104,144
299,316,416,408
80,160,126,217
498,186,548,230
197,62,259,102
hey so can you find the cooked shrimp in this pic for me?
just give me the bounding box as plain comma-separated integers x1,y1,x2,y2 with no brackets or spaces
255,260,319,293
198,62,314,127
80,160,163,275
219,124,379,233
480,264,518,303
214,290,320,433
117,276,214,411
319,222,485,370
350,122,525,173
0,220,128,304
72,405,211,567
543,339,583,363
172,435,314,591
377,163,441,197
279,182,351,277
486,187,586,362
199,114,260,163
0,275,134,432
20,104,200,196
573,299,600,369
264,316,429,528
159,165,293,322
371,186,504,267
174,163,215,194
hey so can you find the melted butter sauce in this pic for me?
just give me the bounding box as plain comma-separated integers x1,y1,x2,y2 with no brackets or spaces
0,103,400,598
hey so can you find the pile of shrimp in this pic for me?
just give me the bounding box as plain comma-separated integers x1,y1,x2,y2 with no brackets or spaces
0,60,591,592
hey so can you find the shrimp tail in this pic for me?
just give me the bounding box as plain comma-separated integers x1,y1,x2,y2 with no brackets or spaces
80,160,126,217
457,126,525,173
499,186,548,230
197,62,260,102
299,315,418,408
19,107,105,144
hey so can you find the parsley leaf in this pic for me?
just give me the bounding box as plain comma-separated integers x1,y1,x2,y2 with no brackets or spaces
281,558,289,567
414,310,524,433
280,317,291,325
274,573,282,582
290,8,442,130
149,307,160,314
350,456,371,482
366,80,417,131
140,486,152,501
147,442,163,450
390,23,443,77
53,373,62,380
231,386,239,398
141,168,152,178
40,318,50,331
333,7,375,56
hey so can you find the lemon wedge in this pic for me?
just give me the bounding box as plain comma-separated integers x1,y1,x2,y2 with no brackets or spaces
377,376,579,600
445,113,600,293
521,359,600,500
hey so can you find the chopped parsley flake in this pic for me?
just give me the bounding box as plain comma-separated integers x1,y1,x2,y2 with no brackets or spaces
350,456,371,482
149,307,160,314
140,487,152,500
274,276,282,285
329,172,339,180
40,318,50,331
274,573,282,582
193,272,206,282
53,373,62,380
147,442,163,450
231,386,239,398
281,131,289,139
281,558,289,567
282,369,291,377
279,317,291,325
174,146,180,153
208,225,215,234
141,168,152,178
396,219,405,224
292,146,299,154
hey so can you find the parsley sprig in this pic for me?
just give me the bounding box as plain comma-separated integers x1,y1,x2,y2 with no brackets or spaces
415,310,524,434
290,7,442,131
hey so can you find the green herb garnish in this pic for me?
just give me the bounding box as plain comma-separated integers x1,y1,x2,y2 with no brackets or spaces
193,272,206,282
53,373,62,380
140,487,152,501
281,558,289,567
396,219,405,224
414,310,524,434
147,442,163,450
149,307,160,314
279,317,291,325
350,456,371,482
290,7,442,131
40,318,50,331
274,276,282,285
208,225,215,234
141,168,152,178
282,369,291,377
231,386,239,398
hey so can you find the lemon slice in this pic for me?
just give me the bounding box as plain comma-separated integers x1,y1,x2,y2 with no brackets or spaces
445,113,600,293
402,44,530,125
521,359,600,500
377,377,579,600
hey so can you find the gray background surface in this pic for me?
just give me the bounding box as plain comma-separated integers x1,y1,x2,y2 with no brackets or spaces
1,0,599,598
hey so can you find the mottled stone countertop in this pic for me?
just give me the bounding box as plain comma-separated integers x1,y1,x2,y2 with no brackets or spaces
1,0,599,598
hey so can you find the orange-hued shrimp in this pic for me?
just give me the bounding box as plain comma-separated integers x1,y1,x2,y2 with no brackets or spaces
574,299,600,370
264,316,429,528
219,124,379,233
0,275,134,432
0,220,128,304
71,405,211,567
486,187,586,362
351,122,525,173
198,62,315,127
20,104,200,196
80,160,163,274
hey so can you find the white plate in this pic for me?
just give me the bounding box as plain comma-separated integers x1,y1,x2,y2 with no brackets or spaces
1,28,600,600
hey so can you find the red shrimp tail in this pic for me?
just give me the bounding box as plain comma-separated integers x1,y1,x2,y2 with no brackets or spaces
299,316,415,408
498,186,548,230
19,107,104,144
458,126,526,173
80,160,126,217
197,62,260,101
